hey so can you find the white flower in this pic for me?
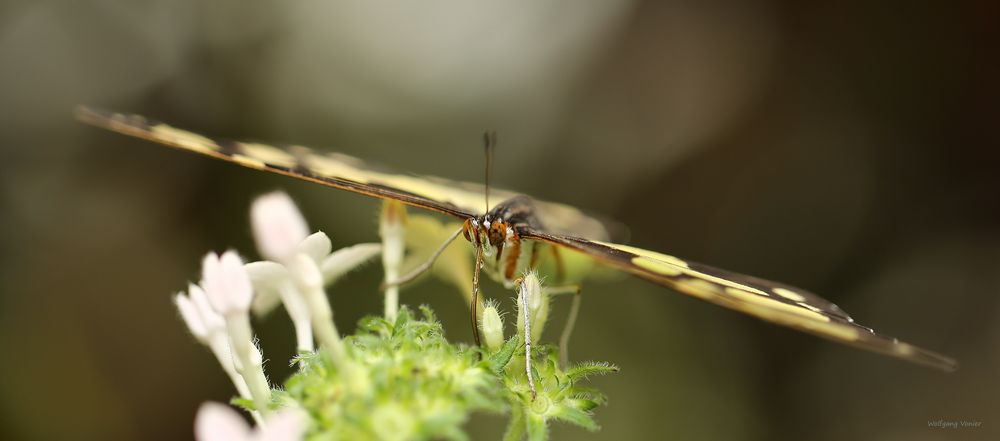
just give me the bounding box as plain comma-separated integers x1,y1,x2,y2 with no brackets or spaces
202,251,254,314
247,192,380,355
200,251,272,412
175,284,253,402
245,261,314,352
251,192,310,262
248,235,383,317
195,402,307,441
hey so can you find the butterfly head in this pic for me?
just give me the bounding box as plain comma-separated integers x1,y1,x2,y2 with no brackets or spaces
462,215,514,251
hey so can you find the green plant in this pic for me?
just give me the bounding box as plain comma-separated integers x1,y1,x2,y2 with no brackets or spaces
180,193,616,441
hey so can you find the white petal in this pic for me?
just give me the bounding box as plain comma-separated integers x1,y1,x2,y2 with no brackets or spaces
204,250,254,314
288,254,323,290
251,192,310,262
296,232,332,263
245,261,291,316
220,251,253,310
202,253,228,313
175,293,208,340
245,261,290,285
255,408,308,441
189,283,225,331
195,402,251,441
320,243,382,284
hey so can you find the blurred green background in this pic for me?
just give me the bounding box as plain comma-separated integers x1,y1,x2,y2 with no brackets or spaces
1,1,997,440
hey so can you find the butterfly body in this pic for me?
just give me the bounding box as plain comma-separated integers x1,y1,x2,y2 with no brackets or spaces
76,105,957,372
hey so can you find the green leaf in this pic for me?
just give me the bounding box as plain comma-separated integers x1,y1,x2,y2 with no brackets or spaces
530,364,542,390
487,335,520,375
393,305,412,330
525,413,549,441
566,362,618,381
357,315,390,335
551,405,599,431
565,386,607,405
567,397,601,412
229,397,256,412
418,304,437,323
502,405,526,441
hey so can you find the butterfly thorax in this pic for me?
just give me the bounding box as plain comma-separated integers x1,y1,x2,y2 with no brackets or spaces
459,195,546,281
462,196,540,246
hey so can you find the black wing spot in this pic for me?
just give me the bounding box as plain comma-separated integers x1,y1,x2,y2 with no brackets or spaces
216,139,241,156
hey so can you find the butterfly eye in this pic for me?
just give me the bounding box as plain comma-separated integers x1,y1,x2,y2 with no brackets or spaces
461,219,473,242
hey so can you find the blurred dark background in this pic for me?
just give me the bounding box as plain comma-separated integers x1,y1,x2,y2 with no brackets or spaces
1,1,997,440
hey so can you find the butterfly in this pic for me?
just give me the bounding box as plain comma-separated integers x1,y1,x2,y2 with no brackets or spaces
76,105,957,372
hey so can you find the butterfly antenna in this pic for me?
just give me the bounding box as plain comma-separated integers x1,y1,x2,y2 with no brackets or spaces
483,131,496,212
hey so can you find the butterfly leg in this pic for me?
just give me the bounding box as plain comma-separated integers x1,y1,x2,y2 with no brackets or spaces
503,235,522,281
516,276,537,399
547,284,583,369
471,245,485,347
549,243,566,283
506,240,538,398
380,226,465,290
529,241,542,268
542,245,580,368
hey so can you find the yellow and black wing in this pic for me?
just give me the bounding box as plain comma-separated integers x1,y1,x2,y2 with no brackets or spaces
521,229,957,372
77,107,953,369
75,106,613,240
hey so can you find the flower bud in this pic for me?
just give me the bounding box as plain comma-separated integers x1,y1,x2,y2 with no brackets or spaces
202,251,254,315
251,191,310,262
516,272,549,344
480,301,505,351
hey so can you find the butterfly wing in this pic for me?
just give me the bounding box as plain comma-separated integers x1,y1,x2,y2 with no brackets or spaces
74,108,509,219
80,107,951,369
521,229,957,371
77,107,623,240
